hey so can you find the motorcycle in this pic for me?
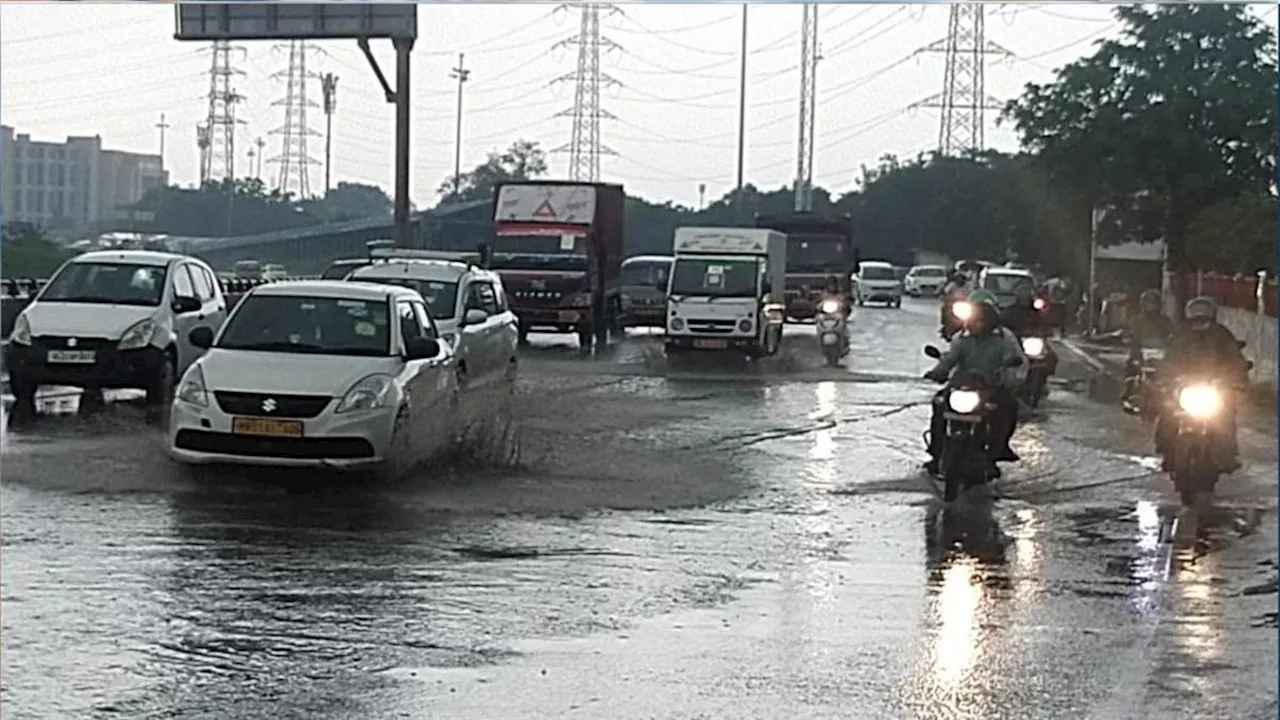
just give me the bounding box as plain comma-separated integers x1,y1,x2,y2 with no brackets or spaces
1018,335,1052,408
923,345,1023,502
940,299,973,342
817,297,849,367
1122,347,1165,420
1163,375,1243,508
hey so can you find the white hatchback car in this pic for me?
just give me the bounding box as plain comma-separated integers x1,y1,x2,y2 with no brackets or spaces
904,265,948,297
4,250,227,418
853,260,904,308
347,249,518,389
167,280,459,475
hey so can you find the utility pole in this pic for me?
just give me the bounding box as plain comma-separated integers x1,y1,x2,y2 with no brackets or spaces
449,53,470,197
255,137,265,180
320,72,339,195
734,4,747,203
155,113,170,175
793,4,819,213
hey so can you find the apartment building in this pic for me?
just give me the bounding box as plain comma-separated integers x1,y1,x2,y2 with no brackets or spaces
0,125,168,231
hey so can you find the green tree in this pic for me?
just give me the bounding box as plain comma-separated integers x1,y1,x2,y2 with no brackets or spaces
438,140,549,203
2,223,75,278
128,178,320,237
1185,193,1277,274
306,181,393,222
1003,4,1278,270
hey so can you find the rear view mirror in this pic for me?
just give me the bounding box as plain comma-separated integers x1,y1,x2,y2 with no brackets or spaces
188,326,214,350
405,337,440,360
923,345,942,359
463,308,489,325
172,296,201,314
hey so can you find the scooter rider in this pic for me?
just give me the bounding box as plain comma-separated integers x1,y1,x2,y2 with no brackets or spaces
923,291,1025,476
1121,289,1175,407
1153,296,1250,471
820,275,850,316
938,271,971,339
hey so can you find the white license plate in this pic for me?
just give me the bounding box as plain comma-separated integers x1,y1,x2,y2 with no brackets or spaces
47,350,96,364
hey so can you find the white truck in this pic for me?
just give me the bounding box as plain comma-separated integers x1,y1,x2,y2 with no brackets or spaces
664,227,786,357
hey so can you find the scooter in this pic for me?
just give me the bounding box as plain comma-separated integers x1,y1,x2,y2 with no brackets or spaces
817,297,849,367
1018,335,1052,408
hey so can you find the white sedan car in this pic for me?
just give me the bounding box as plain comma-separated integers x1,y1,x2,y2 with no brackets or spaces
167,280,459,476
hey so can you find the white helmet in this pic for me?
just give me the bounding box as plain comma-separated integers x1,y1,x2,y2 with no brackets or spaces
1184,296,1217,326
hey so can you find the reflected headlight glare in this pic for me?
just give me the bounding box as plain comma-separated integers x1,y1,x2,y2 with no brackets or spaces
820,299,841,314
949,390,981,414
1178,385,1222,418
953,301,974,321
1021,337,1045,358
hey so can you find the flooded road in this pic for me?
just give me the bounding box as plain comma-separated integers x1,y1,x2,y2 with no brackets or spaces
2,299,1276,719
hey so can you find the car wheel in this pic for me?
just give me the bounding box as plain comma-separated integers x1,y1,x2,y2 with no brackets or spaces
8,375,38,422
144,352,176,424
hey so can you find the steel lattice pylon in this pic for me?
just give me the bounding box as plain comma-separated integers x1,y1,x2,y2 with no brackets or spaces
268,40,321,199
912,3,1010,156
554,3,618,182
793,4,819,212
199,40,245,184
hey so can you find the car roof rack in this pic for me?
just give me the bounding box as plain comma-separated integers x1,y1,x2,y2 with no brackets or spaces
368,247,483,269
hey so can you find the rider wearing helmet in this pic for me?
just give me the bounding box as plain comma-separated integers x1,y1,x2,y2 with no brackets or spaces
938,272,971,338
1000,283,1049,337
820,275,850,317
1126,289,1175,350
1153,296,1250,470
923,291,1025,475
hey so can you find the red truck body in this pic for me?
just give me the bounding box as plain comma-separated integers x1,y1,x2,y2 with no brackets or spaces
753,212,857,319
490,181,625,347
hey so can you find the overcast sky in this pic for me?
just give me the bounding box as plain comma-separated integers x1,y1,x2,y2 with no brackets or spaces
2,3,1276,208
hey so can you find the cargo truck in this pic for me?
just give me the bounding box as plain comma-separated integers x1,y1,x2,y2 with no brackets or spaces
664,227,786,357
489,181,625,350
753,212,857,321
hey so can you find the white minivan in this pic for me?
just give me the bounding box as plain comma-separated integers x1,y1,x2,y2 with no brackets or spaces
4,250,227,419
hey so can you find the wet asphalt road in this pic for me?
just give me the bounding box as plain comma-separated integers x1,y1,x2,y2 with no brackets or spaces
2,298,1276,719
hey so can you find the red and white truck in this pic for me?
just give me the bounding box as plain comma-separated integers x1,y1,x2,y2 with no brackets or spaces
489,181,625,350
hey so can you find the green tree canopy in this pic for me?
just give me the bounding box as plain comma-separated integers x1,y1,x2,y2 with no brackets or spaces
438,140,549,203
2,223,74,278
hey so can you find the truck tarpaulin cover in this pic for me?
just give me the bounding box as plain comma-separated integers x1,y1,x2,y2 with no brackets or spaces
494,185,597,224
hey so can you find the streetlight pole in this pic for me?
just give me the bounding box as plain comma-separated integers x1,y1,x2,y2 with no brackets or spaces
449,53,470,198
734,4,748,218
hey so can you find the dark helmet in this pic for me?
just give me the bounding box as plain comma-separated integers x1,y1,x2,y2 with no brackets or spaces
1139,289,1162,312
1185,296,1217,329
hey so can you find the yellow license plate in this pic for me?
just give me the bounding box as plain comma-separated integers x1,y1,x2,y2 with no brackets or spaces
231,417,303,438
693,339,727,350
558,310,580,323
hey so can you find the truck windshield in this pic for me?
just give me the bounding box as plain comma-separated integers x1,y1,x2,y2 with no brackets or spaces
670,258,759,298
785,235,846,273
491,233,588,272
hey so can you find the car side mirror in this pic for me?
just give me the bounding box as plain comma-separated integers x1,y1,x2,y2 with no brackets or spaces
188,326,214,349
405,337,440,361
172,295,201,314
463,308,489,326
923,345,942,359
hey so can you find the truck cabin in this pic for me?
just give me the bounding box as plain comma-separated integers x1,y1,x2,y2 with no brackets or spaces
489,226,590,273
669,253,767,300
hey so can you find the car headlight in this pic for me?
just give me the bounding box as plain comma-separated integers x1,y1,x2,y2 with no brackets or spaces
176,364,209,407
335,373,394,414
9,314,32,345
737,318,753,333
952,301,973,321
118,318,158,350
1178,385,1222,419
819,299,841,314
669,317,685,332
948,390,981,414
440,332,458,349
1021,337,1045,358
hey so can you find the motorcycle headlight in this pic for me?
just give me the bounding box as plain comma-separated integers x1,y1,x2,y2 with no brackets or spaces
9,314,32,345
118,318,159,350
176,364,209,407
1033,298,1047,311
335,373,394,414
819,299,841,314
1021,337,1045,358
948,390,981,414
1177,385,1222,419
952,301,973,321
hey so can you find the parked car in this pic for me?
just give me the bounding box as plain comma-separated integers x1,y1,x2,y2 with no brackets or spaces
168,280,459,476
904,265,948,297
4,250,227,420
347,249,518,389
852,260,903,308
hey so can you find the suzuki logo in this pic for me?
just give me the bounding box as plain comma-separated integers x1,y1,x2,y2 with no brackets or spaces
261,398,277,413
66,338,77,347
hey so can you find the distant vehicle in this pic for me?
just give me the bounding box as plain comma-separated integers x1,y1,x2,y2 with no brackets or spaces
348,248,519,388
904,265,948,297
168,280,459,476
753,212,857,320
320,258,375,280
5,250,227,420
853,260,903,308
620,255,673,329
977,266,1037,309
233,260,263,280
261,264,289,281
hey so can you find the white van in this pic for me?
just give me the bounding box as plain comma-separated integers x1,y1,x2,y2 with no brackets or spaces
853,260,903,308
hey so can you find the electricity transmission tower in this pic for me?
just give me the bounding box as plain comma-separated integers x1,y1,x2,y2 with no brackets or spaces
793,4,820,212
911,3,1011,156
199,40,246,184
554,3,619,182
269,40,322,199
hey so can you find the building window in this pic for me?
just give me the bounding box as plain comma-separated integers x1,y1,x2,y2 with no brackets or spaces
13,192,22,213
25,190,37,213
52,191,64,215
25,164,36,184
51,164,64,186
51,149,63,160
13,161,22,187
34,192,45,213
34,164,44,186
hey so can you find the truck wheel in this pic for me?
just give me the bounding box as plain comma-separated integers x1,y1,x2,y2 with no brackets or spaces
517,324,529,347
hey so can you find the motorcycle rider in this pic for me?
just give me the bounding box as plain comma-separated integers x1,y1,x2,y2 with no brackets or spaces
923,291,1025,476
1153,296,1250,471
938,271,971,339
1002,283,1059,376
819,275,849,316
1121,289,1175,408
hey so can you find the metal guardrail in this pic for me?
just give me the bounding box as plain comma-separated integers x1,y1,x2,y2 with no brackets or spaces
0,275,318,300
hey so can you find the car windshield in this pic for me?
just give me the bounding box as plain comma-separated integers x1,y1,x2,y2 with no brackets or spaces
39,262,168,307
217,295,391,356
670,258,759,298
622,261,671,287
984,273,1035,294
351,275,459,319
860,266,897,281
913,267,946,277
784,234,846,274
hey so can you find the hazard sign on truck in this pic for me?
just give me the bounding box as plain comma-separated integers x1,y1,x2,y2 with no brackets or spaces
489,181,625,350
